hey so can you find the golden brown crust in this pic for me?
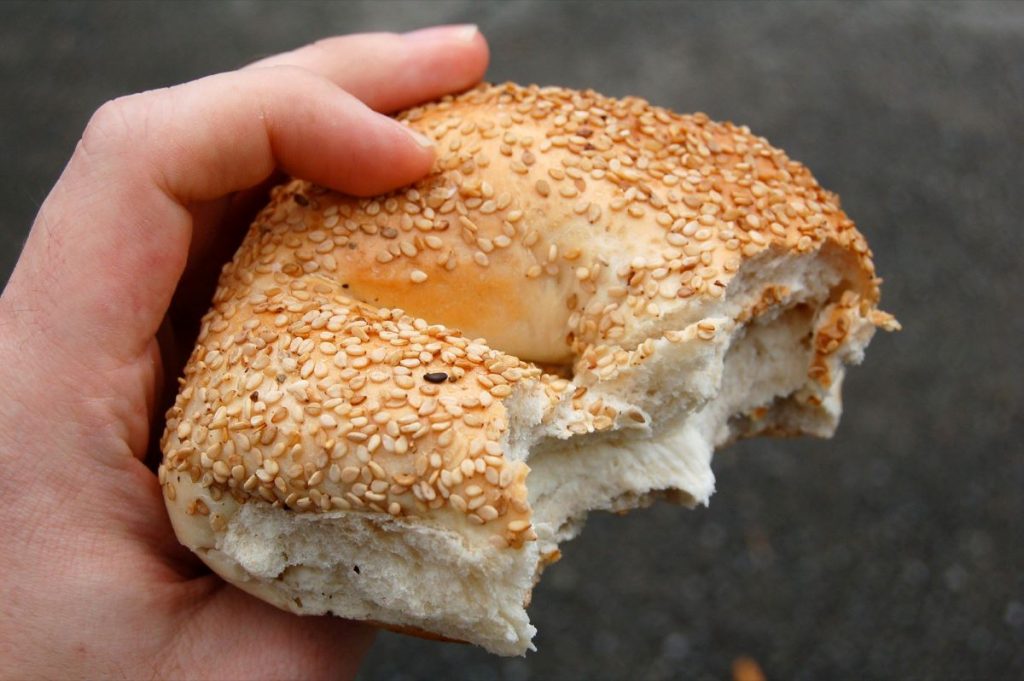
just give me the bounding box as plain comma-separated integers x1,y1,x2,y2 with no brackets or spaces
160,82,893,551
159,278,542,549
368,620,468,646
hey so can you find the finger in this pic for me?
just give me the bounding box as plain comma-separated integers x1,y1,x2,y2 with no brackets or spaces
110,67,436,201
5,66,436,367
247,25,489,112
159,24,491,355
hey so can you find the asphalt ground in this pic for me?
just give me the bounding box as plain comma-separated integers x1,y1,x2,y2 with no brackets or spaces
1,2,1021,679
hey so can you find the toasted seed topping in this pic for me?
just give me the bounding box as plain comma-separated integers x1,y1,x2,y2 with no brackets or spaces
162,82,891,554
161,280,539,547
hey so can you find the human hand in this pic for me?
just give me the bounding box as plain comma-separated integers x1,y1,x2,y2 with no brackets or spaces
0,25,488,680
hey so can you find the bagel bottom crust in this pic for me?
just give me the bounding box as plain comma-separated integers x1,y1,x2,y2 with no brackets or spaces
162,245,894,656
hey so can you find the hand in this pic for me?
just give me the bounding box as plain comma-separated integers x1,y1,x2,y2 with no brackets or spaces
0,25,488,680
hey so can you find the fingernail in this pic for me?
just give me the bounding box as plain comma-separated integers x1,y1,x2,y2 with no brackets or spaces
404,24,478,44
453,24,479,42
405,127,435,149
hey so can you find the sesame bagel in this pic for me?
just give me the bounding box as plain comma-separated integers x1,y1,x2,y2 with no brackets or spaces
159,82,897,655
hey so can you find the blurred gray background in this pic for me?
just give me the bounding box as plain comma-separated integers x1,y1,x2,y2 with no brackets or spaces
1,2,1021,679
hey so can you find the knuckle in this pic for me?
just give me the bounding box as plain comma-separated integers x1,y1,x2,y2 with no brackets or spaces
248,62,327,91
259,63,314,81
81,93,151,154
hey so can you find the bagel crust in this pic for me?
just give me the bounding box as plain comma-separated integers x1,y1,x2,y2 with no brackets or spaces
160,83,897,655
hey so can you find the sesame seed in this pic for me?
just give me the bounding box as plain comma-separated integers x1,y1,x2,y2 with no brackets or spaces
410,269,428,283
508,520,531,533
478,505,499,521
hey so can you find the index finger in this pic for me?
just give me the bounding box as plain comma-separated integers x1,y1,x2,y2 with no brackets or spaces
248,25,489,112
4,61,453,368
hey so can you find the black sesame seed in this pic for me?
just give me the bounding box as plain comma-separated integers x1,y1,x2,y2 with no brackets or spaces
424,372,448,384
293,194,309,206
353,565,361,574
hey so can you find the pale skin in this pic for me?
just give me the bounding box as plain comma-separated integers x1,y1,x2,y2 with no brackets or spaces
0,25,489,680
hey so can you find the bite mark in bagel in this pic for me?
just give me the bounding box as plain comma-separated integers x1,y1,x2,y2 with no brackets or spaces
159,83,898,655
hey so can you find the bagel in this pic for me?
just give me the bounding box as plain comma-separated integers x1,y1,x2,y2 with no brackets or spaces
159,82,898,655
